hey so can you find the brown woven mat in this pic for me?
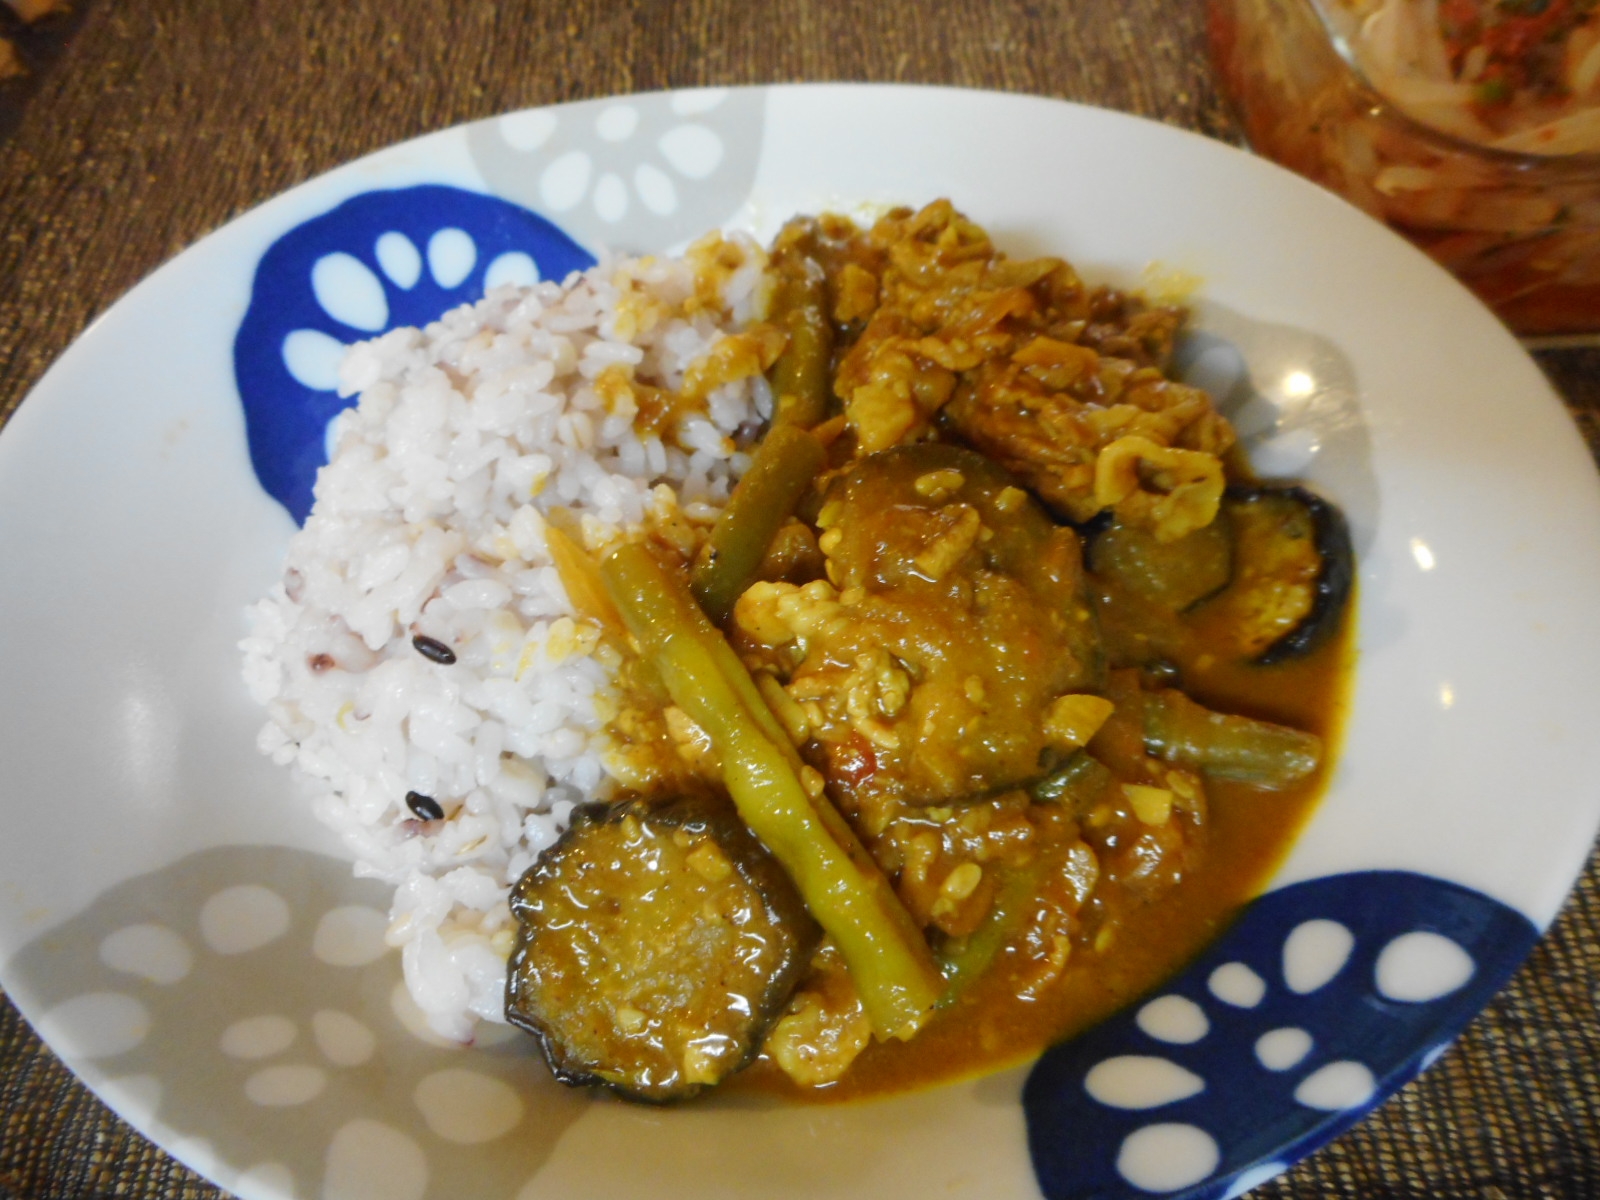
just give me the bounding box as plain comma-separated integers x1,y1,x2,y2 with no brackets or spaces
3,2,1598,1196
0,0,88,143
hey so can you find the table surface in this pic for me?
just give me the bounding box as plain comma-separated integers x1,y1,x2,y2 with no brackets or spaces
2,2,1598,1198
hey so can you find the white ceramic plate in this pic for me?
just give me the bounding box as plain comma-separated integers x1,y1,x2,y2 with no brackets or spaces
4,84,1599,1200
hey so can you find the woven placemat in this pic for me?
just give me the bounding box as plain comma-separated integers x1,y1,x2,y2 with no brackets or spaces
2,1,1597,1196
0,0,90,143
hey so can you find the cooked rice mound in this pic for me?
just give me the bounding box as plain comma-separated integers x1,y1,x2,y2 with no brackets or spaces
240,236,772,1041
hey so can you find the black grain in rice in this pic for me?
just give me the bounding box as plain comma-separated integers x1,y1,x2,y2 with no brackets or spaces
412,634,457,665
406,791,445,821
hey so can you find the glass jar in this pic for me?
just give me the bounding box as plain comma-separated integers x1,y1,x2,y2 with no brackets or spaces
1208,0,1600,341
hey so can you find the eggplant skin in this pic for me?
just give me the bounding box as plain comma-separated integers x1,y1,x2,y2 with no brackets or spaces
505,790,819,1103
1230,486,1354,665
1082,484,1353,668
1083,509,1233,613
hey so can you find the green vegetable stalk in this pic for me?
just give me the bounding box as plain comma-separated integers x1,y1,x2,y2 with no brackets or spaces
1030,750,1115,811
766,259,832,429
1143,688,1322,788
689,423,826,625
601,542,944,1041
936,858,1046,1004
688,259,833,625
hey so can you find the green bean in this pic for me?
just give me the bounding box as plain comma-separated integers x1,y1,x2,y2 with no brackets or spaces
936,859,1046,1004
767,261,832,429
600,542,944,1041
686,257,834,626
1030,751,1115,813
689,423,827,625
1142,688,1322,788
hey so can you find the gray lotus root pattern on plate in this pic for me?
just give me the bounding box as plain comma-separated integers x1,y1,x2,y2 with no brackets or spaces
7,845,590,1200
466,87,766,254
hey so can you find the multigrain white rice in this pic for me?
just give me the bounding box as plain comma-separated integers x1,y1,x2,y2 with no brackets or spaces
240,237,772,1041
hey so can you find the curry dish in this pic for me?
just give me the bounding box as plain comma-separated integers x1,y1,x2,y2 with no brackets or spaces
504,201,1354,1103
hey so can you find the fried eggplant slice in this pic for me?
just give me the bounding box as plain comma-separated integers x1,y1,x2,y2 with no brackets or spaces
1203,486,1354,664
1086,512,1233,611
506,791,819,1103
1088,485,1352,666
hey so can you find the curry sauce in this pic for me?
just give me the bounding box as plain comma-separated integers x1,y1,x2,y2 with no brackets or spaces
505,200,1358,1106
753,595,1352,1101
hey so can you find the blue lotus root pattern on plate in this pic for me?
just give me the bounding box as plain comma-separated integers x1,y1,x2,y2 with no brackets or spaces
233,185,596,524
1023,870,1538,1199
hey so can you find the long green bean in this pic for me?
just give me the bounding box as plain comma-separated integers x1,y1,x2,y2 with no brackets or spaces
1143,688,1322,788
767,260,832,429
936,858,1046,1004
600,542,943,1041
687,257,834,625
689,423,826,625
1030,751,1116,813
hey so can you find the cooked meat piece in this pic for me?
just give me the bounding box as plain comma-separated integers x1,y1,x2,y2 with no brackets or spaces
762,940,874,1087
942,360,1234,533
773,201,1233,537
1080,287,1187,370
506,790,818,1103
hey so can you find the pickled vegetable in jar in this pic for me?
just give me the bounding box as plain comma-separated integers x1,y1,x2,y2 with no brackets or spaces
1209,0,1600,339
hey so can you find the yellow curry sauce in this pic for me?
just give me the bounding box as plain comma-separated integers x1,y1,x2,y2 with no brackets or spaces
522,200,1356,1105
764,611,1353,1102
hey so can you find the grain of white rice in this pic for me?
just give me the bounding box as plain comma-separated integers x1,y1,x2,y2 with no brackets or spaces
240,235,771,1041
